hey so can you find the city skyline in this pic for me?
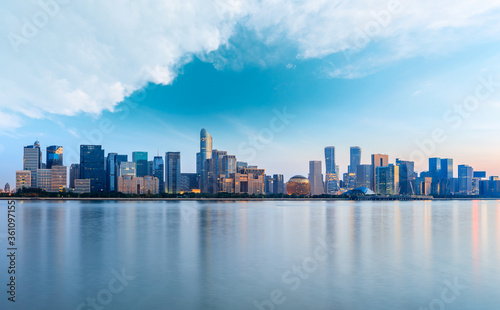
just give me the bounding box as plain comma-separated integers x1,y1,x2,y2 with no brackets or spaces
5,127,499,197
3,131,500,189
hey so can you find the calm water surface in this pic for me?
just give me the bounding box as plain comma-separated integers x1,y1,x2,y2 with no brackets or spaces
1,200,500,309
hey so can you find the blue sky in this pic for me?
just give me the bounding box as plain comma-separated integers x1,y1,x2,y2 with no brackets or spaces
2,0,500,186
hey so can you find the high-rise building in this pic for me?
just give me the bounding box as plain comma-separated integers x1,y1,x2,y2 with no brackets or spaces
37,169,52,191
4,183,11,193
376,164,399,195
153,156,165,193
197,129,213,193
80,145,105,193
119,162,136,177
356,165,371,188
180,173,199,192
458,165,473,195
236,161,248,173
46,145,63,169
324,146,338,194
265,175,274,195
132,152,148,177
222,155,237,178
273,174,285,194
69,164,80,189
371,154,389,191
349,147,361,174
440,158,453,179
16,170,31,190
166,152,181,194
396,159,415,195
309,161,324,196
24,140,42,187
50,165,67,192
105,153,128,192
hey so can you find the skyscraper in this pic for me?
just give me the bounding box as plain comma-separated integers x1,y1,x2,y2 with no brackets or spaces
198,128,213,192
132,152,148,177
324,146,338,194
153,156,165,193
119,162,136,177
349,146,361,174
440,158,453,179
80,145,105,193
69,164,80,189
166,152,181,194
24,140,42,187
46,145,63,169
105,153,128,192
371,154,389,191
396,159,415,195
309,161,324,196
356,164,371,188
376,164,399,195
222,155,236,178
458,165,473,195
273,174,285,194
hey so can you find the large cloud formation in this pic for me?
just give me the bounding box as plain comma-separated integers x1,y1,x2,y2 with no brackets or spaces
2,0,500,131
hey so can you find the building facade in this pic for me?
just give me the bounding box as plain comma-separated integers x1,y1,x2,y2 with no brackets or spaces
309,160,324,196
50,165,67,192
46,145,63,169
166,152,181,194
80,145,105,193
16,170,31,190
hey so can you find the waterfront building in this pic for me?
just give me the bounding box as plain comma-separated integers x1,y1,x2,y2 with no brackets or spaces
74,179,91,194
46,145,63,169
80,145,105,193
24,140,42,187
309,161,324,196
349,147,361,174
324,146,338,194
37,169,52,191
273,174,285,194
69,164,80,189
286,176,312,196
16,170,31,190
132,152,148,177
458,165,473,195
356,165,371,188
153,156,165,193
119,161,136,177
371,154,389,191
166,152,181,194
396,159,415,195
50,165,67,192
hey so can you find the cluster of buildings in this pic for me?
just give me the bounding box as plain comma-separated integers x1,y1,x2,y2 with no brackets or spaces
305,147,500,197
13,129,286,195
11,130,500,197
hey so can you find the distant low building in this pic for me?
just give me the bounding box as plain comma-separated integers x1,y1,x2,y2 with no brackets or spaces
50,165,67,192
118,176,159,194
16,170,31,190
74,179,91,194
37,169,52,191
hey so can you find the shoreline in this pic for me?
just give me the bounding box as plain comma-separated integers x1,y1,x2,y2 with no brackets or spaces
1,196,497,202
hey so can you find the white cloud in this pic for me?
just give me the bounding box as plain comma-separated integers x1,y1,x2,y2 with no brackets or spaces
2,0,500,127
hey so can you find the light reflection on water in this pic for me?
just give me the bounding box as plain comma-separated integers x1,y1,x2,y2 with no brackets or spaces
0,200,499,309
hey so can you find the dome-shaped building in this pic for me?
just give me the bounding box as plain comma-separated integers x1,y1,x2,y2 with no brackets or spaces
286,175,312,196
